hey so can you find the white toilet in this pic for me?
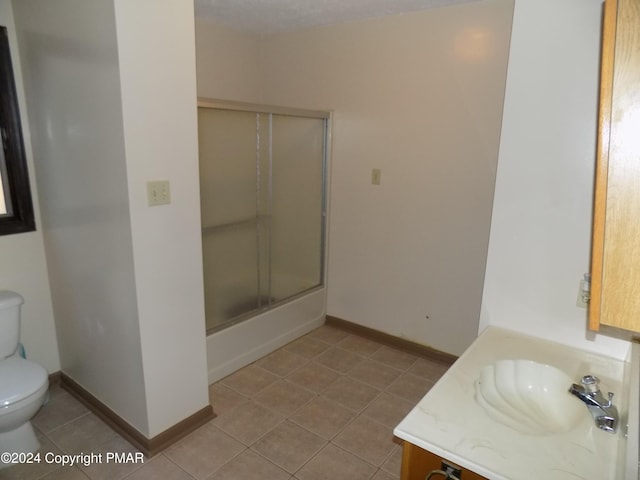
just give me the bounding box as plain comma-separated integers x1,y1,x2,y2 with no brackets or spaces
0,291,49,468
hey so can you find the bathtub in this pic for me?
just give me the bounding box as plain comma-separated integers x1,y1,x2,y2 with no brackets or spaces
205,286,325,383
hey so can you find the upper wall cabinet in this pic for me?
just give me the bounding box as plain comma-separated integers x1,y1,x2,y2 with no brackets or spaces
590,0,640,332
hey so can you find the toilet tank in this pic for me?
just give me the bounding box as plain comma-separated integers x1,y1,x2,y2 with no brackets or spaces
0,290,24,358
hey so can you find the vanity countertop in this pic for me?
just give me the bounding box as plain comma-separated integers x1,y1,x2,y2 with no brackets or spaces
393,327,636,480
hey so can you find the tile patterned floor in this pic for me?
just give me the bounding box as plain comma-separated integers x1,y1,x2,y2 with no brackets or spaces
1,325,451,480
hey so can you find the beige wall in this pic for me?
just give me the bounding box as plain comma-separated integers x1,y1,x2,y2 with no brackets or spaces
14,0,210,438
114,0,210,436
259,0,514,355
196,0,631,359
13,0,149,433
0,0,59,373
195,1,514,356
480,0,631,359
195,18,262,102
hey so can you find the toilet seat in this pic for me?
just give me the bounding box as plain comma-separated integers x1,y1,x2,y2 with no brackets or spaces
0,357,48,408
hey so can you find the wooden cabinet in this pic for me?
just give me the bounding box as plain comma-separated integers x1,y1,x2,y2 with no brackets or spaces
589,0,640,332
400,441,488,480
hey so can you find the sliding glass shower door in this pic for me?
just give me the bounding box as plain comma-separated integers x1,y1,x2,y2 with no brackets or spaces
198,101,328,333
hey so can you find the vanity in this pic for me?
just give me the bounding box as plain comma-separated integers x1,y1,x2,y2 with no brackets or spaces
393,327,639,480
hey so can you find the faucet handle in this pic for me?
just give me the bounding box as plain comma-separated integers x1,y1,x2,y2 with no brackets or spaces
581,375,600,393
606,392,614,408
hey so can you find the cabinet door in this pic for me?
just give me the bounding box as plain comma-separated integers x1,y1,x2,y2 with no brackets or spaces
400,441,488,480
590,0,640,332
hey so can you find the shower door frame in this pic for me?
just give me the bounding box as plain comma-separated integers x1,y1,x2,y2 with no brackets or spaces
197,98,331,335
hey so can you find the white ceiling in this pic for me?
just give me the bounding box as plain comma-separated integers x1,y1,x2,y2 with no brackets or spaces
194,0,480,35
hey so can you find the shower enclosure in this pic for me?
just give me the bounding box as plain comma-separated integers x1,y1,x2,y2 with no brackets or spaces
198,99,329,334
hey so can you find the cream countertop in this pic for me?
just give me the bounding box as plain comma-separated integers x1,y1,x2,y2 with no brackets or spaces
394,327,636,480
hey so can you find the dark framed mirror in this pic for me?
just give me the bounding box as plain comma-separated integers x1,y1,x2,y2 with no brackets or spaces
0,25,34,236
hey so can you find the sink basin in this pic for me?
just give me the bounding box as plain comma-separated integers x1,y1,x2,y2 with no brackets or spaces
475,359,584,435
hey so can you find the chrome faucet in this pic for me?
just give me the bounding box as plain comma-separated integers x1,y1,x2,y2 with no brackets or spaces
569,375,618,433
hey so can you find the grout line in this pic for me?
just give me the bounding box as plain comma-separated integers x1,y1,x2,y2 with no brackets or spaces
202,439,248,480
248,445,297,478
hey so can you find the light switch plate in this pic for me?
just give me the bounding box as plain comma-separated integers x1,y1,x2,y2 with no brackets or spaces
147,180,171,206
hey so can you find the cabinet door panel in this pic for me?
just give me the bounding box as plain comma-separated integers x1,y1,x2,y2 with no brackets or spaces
400,441,488,480
590,0,640,332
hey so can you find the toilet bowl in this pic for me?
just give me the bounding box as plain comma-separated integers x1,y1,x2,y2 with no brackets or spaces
0,291,49,469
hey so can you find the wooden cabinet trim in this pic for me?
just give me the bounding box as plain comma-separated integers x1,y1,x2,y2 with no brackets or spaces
590,0,618,331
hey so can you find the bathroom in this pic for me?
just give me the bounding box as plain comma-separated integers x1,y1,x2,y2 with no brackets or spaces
0,0,634,469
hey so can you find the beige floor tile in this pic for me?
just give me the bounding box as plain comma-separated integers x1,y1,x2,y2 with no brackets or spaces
4,325,432,480
208,384,249,417
79,435,144,480
32,388,89,434
123,455,194,480
220,365,278,397
361,392,414,428
316,347,364,374
285,362,339,394
46,413,119,454
306,325,350,344
295,444,376,480
322,376,380,412
372,469,398,480
251,421,325,474
381,444,402,477
347,359,402,390
283,336,330,359
337,334,383,357
214,401,283,446
385,372,434,404
164,423,244,479
256,349,308,377
408,358,451,381
289,396,356,440
371,346,418,371
0,431,62,480
39,467,91,480
333,416,397,466
253,380,314,415
207,449,290,480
